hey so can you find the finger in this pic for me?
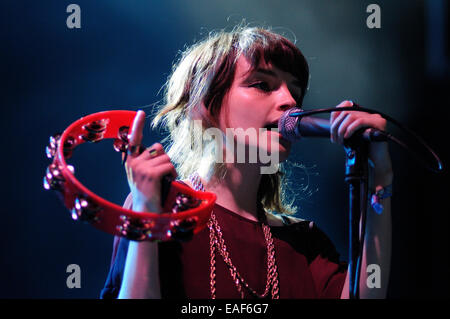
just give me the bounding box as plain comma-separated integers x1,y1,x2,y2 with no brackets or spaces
330,100,353,122
125,161,133,181
137,163,177,184
139,143,165,160
139,153,172,168
337,114,357,144
366,114,387,131
344,119,369,140
156,163,178,180
339,100,354,108
128,110,146,150
330,111,350,143
131,143,165,163
330,100,353,142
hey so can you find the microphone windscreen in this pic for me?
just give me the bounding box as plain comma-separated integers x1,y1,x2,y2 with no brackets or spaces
278,107,302,142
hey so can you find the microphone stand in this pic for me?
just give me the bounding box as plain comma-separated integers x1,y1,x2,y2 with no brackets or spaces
343,135,369,299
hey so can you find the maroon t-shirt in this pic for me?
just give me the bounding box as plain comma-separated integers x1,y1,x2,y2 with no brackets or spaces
101,200,347,299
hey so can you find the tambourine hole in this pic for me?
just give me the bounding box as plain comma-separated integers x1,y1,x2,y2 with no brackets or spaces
71,195,101,223
80,132,104,143
82,119,109,134
170,217,197,231
113,138,127,153
172,193,202,213
142,220,155,228
118,126,129,141
43,163,66,192
64,136,76,147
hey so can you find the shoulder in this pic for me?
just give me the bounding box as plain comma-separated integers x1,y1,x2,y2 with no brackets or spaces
267,213,342,263
265,212,307,227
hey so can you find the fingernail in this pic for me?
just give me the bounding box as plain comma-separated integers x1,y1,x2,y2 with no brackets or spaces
149,149,158,157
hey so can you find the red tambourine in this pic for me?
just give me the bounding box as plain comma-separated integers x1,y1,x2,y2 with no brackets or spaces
43,110,216,242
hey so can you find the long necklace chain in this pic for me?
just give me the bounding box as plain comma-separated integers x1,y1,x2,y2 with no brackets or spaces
189,173,280,299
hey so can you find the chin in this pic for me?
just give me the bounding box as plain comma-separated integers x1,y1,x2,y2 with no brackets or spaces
258,142,291,165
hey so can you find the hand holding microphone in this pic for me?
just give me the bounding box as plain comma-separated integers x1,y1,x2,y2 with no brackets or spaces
278,100,393,184
278,100,389,144
329,101,387,144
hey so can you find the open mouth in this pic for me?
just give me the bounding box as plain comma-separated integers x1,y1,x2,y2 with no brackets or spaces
263,122,290,149
264,122,279,130
264,121,291,148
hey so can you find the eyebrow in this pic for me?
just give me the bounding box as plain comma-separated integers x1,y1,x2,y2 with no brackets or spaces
252,68,302,89
253,68,277,77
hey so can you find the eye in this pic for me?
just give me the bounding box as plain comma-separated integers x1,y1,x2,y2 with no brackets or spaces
249,81,271,92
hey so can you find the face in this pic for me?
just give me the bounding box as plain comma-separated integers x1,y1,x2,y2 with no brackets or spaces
217,55,301,165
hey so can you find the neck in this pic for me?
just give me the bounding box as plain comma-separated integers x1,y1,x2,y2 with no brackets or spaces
199,162,263,222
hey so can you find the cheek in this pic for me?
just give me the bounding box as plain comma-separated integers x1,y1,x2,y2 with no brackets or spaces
224,90,266,129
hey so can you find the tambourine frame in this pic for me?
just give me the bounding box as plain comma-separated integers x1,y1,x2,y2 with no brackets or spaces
44,110,216,242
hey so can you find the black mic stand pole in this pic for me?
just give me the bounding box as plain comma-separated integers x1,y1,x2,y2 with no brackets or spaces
344,136,369,299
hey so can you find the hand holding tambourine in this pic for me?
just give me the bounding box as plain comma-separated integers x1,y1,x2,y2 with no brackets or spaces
124,110,178,214
43,110,216,242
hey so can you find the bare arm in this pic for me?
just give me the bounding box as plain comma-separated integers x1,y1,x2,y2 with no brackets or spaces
329,101,393,299
341,179,392,298
118,110,177,299
118,203,162,299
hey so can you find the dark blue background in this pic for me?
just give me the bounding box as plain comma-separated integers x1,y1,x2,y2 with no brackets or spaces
1,0,448,298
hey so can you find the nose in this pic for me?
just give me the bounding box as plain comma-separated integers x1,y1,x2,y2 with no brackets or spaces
275,83,297,111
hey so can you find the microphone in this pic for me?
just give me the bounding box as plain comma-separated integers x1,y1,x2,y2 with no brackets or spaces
278,107,388,143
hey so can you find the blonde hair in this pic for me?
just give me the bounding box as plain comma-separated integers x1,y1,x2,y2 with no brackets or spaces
151,25,309,215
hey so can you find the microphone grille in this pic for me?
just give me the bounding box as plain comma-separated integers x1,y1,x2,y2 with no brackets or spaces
278,107,303,142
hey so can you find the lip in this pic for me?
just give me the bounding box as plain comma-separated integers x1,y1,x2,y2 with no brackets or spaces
264,128,291,149
264,122,279,130
263,122,285,140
